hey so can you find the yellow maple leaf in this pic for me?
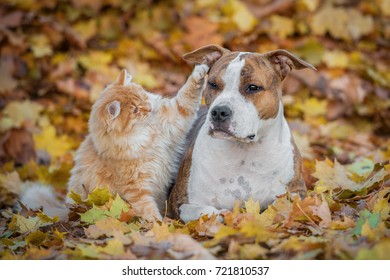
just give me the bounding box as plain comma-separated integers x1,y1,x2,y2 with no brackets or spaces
151,222,171,242
269,15,294,39
0,101,43,132
223,0,257,33
33,124,74,158
245,197,260,216
99,239,125,256
29,34,53,58
296,97,327,118
322,50,349,68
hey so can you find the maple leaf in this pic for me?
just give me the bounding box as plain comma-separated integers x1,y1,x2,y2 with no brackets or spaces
353,210,380,237
245,197,260,217
107,194,130,218
29,34,53,58
33,124,74,159
99,239,125,256
79,205,107,224
313,159,368,193
0,101,43,132
151,222,172,242
223,0,258,33
85,217,133,239
8,215,51,234
87,187,112,206
0,62,17,93
356,240,390,260
25,230,48,246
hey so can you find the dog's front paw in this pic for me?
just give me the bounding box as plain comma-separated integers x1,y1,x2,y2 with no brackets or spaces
192,64,209,83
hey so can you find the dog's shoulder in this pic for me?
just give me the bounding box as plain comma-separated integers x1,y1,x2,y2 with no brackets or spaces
168,106,207,219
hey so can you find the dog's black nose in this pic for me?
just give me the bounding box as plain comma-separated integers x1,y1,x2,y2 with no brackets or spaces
211,106,232,123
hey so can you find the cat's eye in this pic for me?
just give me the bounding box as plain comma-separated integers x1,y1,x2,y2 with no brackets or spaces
208,81,218,89
246,84,263,94
133,107,139,114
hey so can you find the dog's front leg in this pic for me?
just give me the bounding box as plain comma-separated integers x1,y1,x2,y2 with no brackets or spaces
179,203,226,223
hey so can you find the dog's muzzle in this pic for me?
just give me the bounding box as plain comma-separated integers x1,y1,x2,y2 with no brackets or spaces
209,105,256,142
209,105,235,139
211,105,232,124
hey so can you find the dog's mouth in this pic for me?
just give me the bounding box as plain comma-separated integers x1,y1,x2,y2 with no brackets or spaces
208,127,256,142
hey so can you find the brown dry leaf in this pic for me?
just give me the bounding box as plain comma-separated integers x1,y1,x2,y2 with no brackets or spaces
55,78,90,100
84,217,133,239
329,74,366,105
167,233,215,260
183,16,223,50
0,60,17,93
312,159,360,193
309,197,332,228
1,128,36,165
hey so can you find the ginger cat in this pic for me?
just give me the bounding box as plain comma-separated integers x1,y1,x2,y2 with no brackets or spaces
22,64,209,220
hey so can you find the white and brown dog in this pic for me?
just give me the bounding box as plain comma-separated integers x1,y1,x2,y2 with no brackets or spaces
169,45,315,222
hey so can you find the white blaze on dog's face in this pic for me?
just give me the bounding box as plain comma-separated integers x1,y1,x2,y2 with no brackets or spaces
207,53,264,142
183,45,315,143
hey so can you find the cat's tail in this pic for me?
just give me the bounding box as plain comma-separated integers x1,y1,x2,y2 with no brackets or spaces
20,183,69,220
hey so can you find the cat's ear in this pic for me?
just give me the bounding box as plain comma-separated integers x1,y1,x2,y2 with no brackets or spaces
113,69,132,86
107,100,121,119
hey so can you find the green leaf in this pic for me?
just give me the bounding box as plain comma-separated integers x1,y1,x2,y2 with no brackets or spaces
79,205,107,224
107,194,130,218
353,210,380,236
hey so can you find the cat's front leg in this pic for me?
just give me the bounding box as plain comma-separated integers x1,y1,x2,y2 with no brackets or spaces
166,64,209,120
123,193,163,221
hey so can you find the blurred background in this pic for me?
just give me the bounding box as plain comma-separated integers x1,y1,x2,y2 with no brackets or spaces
0,0,389,201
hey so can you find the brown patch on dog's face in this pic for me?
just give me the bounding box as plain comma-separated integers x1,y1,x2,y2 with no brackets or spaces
238,53,281,120
204,52,240,107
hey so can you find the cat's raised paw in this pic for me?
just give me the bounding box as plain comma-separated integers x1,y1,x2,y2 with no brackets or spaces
192,64,209,82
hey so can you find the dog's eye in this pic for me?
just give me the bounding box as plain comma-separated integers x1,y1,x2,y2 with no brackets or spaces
246,84,263,93
208,81,218,89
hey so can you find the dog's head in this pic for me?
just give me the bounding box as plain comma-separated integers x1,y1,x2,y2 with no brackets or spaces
183,45,315,143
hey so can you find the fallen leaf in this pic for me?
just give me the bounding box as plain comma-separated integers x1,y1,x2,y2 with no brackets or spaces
269,15,294,39
223,0,258,33
33,124,74,159
85,217,133,239
87,187,112,206
0,101,43,132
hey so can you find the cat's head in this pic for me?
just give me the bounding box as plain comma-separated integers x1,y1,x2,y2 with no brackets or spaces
89,69,152,137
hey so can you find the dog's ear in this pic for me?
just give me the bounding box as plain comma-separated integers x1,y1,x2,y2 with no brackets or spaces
263,49,316,80
113,69,132,86
183,44,230,67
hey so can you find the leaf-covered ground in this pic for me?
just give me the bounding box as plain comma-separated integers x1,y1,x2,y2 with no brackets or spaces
0,0,389,259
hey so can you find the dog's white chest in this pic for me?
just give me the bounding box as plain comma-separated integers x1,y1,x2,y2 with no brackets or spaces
187,119,295,210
